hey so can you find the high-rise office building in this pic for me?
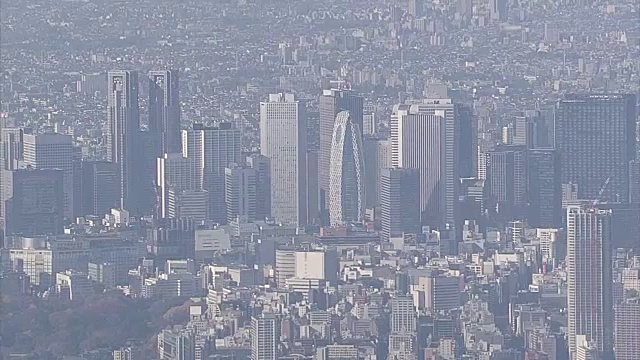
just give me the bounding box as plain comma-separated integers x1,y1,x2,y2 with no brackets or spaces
225,164,257,223
107,70,141,213
389,295,417,360
391,100,459,227
458,104,477,178
77,161,119,216
555,94,636,203
3,168,64,236
167,188,209,222
251,313,278,360
148,70,181,155
328,111,365,225
319,89,363,223
363,137,391,209
157,153,197,219
614,297,640,360
528,149,562,228
247,154,271,221
381,168,421,241
260,93,307,227
487,145,528,220
23,133,74,219
566,206,613,359
182,123,241,224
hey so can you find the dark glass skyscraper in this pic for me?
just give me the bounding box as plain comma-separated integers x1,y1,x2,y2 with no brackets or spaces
487,145,527,220
528,149,562,228
148,70,181,155
381,168,421,241
107,70,140,213
555,94,636,203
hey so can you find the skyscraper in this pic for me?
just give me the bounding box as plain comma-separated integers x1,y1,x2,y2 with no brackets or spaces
389,295,417,360
148,70,181,155
566,206,613,359
528,149,562,228
251,313,278,360
319,89,363,223
555,94,636,203
381,168,421,241
363,137,391,209
260,93,307,227
487,145,528,220
157,153,197,219
328,111,365,225
23,133,74,219
225,164,257,223
247,154,271,221
391,100,459,227
182,123,241,223
107,70,140,213
457,104,477,178
77,161,119,216
614,297,640,360
3,168,64,236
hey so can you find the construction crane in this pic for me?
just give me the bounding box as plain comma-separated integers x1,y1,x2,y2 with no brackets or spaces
591,177,611,207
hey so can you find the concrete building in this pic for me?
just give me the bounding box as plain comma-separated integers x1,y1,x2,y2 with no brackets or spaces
3,168,64,236
167,188,209,222
328,111,365,225
275,248,297,288
107,70,141,214
23,133,74,218
319,89,363,224
260,93,307,227
158,326,196,360
88,262,116,289
555,94,636,203
225,164,257,223
182,123,241,224
414,273,462,312
391,100,459,227
566,206,613,359
294,249,338,284
389,295,417,360
194,229,231,261
56,270,92,300
251,313,278,360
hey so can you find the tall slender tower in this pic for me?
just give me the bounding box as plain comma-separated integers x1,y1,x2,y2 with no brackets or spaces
251,313,278,360
182,123,241,224
260,93,307,227
107,70,140,213
148,70,181,155
156,153,197,219
391,100,459,228
328,111,365,225
487,145,528,220
319,89,363,223
555,94,636,203
528,148,562,228
363,137,391,209
566,205,613,359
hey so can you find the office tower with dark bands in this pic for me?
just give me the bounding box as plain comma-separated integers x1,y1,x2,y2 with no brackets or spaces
528,149,562,228
555,94,636,203
107,70,140,213
381,168,421,241
148,70,181,155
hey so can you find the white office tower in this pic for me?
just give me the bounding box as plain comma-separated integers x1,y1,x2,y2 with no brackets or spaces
260,93,307,227
328,111,365,225
389,295,417,360
23,133,74,218
251,313,278,360
391,100,459,227
157,153,197,218
566,206,613,360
